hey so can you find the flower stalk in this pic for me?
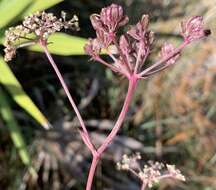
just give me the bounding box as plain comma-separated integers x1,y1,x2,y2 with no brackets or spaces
3,5,210,190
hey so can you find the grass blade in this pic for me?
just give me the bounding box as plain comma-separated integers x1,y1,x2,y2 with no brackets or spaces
22,0,64,16
0,0,32,28
0,57,50,129
0,87,36,176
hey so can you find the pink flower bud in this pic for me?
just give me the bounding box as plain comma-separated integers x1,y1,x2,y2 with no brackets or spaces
84,38,101,58
181,16,210,42
119,35,130,56
100,4,128,32
160,42,179,64
127,14,153,44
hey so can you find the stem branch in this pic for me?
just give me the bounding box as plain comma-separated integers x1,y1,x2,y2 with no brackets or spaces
98,76,138,154
40,41,95,154
138,41,188,77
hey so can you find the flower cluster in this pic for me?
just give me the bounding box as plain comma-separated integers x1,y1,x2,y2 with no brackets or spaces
117,153,185,189
85,4,210,79
180,16,211,43
4,11,79,61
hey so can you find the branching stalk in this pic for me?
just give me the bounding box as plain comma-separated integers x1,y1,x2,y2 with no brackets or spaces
39,41,96,154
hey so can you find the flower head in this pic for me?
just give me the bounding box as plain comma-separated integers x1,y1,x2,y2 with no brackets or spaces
181,16,210,43
85,4,210,80
90,4,128,33
4,11,79,61
100,4,129,32
89,4,128,48
117,153,185,189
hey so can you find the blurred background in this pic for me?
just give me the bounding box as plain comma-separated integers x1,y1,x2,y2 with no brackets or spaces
0,0,216,189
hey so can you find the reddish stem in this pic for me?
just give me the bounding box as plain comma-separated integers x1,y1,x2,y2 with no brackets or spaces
86,155,99,190
85,75,138,190
98,75,138,154
39,41,96,154
40,40,138,190
138,41,189,77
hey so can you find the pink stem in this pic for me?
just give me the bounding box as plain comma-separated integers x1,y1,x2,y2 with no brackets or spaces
98,75,138,154
86,155,99,190
138,41,188,77
40,42,96,154
85,75,138,190
141,182,147,190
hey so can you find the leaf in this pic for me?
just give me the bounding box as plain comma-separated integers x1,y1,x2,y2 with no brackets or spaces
0,0,32,28
0,87,36,176
22,0,64,16
0,57,50,129
29,33,87,55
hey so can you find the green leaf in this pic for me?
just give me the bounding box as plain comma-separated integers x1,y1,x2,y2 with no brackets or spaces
29,33,87,55
22,0,64,16
0,57,50,129
0,0,32,28
0,87,36,176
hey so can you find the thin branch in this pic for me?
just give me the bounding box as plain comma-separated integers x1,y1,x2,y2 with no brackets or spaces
98,76,138,154
16,41,36,49
39,42,96,154
94,56,118,72
138,41,188,77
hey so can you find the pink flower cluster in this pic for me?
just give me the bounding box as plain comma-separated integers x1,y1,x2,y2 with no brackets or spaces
85,4,210,80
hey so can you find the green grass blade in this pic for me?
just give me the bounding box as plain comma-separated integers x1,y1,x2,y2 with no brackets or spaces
29,33,87,55
22,0,64,16
0,57,50,129
0,87,36,176
0,0,32,28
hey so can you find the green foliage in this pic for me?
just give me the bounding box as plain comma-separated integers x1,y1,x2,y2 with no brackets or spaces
0,87,36,176
22,0,64,16
0,0,72,174
0,57,50,129
0,0,32,28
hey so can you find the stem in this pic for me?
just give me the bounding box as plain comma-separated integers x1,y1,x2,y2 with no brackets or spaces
94,56,118,73
16,41,36,49
86,156,99,190
39,42,95,154
85,75,138,190
98,75,138,154
141,182,147,190
138,41,188,77
142,62,170,77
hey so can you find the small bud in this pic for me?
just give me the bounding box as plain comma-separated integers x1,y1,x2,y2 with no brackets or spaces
140,14,149,30
4,46,16,62
160,42,179,64
127,14,152,42
119,35,130,56
61,11,66,21
84,38,101,58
